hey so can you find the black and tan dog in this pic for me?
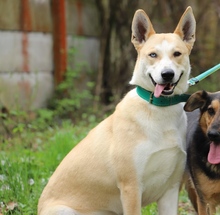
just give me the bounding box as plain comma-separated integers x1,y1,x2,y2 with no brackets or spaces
184,90,220,215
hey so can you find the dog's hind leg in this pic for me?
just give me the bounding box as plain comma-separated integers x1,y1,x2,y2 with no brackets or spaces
206,203,216,215
39,205,78,215
184,176,198,212
197,202,216,215
157,183,180,215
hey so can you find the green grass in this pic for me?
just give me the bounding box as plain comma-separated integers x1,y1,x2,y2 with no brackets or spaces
0,121,194,215
0,121,93,214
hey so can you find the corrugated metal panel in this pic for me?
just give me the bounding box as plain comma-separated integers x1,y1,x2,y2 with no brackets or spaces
0,30,54,110
0,73,53,110
29,0,52,32
0,32,53,73
0,1,21,30
0,0,52,32
66,0,100,36
0,0,100,36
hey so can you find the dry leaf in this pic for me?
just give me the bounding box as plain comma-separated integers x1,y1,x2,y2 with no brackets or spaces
6,201,18,211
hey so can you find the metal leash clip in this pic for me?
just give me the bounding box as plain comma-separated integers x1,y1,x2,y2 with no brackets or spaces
188,63,220,86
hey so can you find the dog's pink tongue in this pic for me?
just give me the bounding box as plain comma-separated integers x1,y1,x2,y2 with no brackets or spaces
154,84,166,98
208,142,220,164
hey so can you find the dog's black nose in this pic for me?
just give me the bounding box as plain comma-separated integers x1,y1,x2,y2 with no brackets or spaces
207,130,220,141
161,69,174,82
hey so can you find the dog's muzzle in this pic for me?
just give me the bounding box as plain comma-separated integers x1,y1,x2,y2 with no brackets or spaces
150,71,183,97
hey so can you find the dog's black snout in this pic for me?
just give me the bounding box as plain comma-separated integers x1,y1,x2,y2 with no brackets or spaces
161,69,174,82
207,130,220,141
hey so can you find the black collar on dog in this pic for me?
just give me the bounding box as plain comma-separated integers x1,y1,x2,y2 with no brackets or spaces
136,86,190,107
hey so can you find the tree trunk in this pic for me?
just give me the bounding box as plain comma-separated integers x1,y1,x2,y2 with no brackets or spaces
95,0,139,106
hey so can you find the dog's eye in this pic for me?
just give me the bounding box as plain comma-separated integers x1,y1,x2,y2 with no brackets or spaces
173,51,182,57
207,107,215,115
149,53,157,58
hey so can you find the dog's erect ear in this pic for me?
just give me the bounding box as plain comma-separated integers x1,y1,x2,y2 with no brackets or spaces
131,9,156,50
184,91,208,112
174,6,196,53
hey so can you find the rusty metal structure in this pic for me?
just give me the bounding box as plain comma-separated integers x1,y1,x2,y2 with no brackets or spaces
0,0,100,110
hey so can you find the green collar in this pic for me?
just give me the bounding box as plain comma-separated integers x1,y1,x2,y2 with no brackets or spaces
136,86,190,107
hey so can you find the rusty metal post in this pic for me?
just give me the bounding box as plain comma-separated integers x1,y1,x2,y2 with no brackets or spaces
21,0,32,73
51,0,67,85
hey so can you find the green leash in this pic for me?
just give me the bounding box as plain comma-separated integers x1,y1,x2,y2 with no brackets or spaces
188,63,220,86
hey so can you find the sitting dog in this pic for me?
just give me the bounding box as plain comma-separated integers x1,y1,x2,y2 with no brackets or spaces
184,91,220,215
38,7,196,215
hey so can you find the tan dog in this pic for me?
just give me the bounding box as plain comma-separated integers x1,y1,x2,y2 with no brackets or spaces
184,91,220,215
38,7,196,215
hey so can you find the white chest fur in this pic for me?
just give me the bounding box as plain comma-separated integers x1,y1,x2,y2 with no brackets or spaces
133,102,187,205
134,141,186,205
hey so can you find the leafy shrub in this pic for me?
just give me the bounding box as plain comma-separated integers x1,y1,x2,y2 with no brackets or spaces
48,61,95,121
